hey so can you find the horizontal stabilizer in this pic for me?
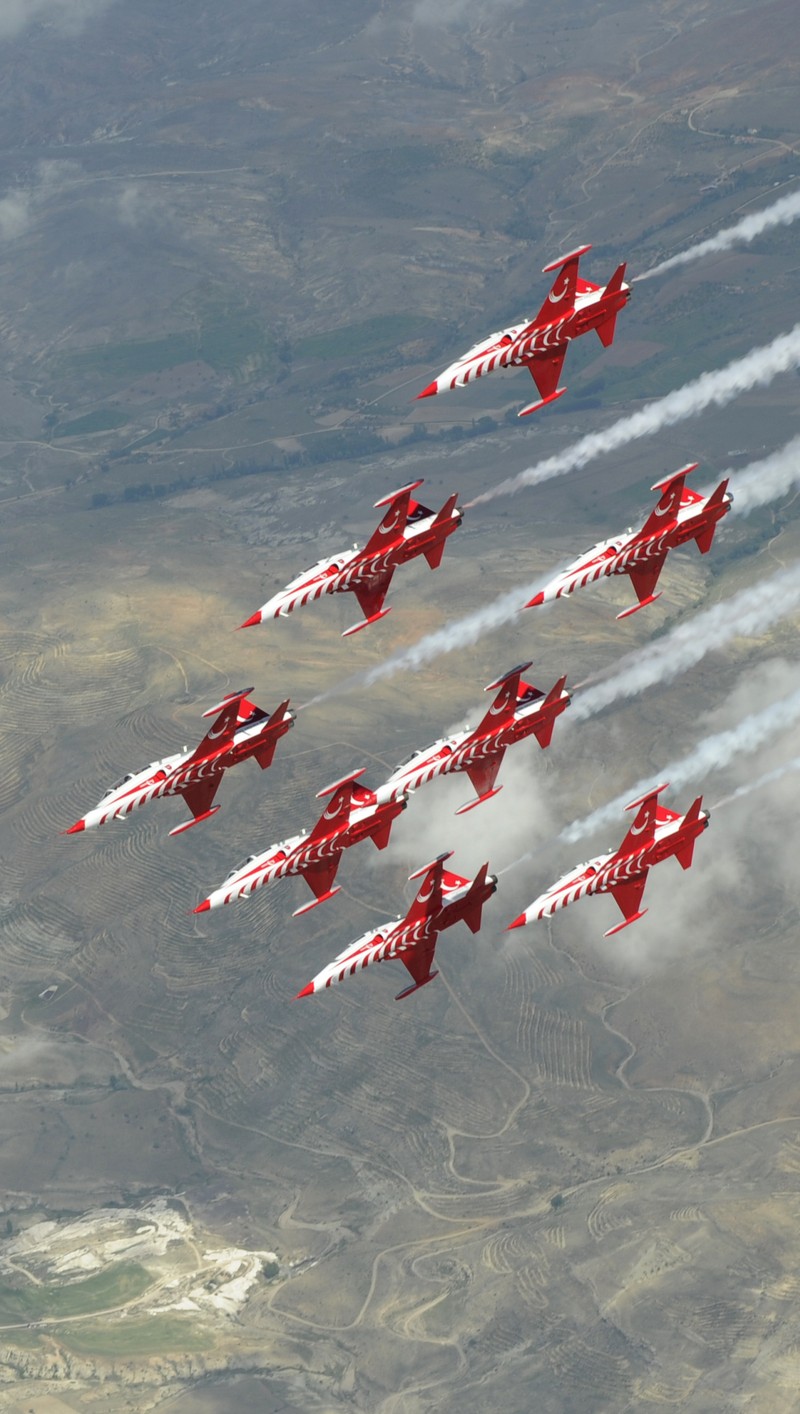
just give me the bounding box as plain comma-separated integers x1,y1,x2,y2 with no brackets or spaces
674,841,696,871
595,313,618,348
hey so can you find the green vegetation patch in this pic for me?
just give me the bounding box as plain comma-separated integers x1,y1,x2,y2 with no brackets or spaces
0,1260,153,1326
54,408,130,438
51,1313,209,1357
56,300,279,384
295,313,436,363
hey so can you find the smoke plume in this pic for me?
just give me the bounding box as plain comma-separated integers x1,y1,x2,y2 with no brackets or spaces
561,676,800,845
573,559,800,722
713,754,800,809
636,190,800,282
467,324,800,507
717,433,800,514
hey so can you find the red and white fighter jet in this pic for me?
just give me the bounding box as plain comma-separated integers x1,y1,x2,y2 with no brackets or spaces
296,851,497,1001
194,769,409,917
239,480,462,638
65,688,294,839
416,245,630,417
508,784,710,938
526,464,733,620
382,662,570,815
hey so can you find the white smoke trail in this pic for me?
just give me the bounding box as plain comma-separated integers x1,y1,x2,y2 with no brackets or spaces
573,559,800,721
713,755,800,809
467,323,800,507
717,433,800,514
561,681,800,845
636,190,800,282
304,571,554,706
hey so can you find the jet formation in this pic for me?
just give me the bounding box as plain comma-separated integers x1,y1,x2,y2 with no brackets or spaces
66,241,729,999
508,785,710,937
417,245,630,417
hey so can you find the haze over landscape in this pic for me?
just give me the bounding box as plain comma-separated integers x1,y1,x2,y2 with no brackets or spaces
0,1,799,1410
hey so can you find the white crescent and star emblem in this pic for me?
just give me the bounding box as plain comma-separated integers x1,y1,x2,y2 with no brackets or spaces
548,277,570,304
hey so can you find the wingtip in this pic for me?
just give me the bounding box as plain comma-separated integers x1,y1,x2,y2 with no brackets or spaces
237,611,262,630
294,982,315,1000
506,913,528,931
416,382,437,400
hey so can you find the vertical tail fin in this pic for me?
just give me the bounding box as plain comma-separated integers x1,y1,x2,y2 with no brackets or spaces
253,698,293,769
534,244,591,325
460,862,495,935
363,481,423,554
423,492,460,569
603,261,628,298
530,675,569,748
694,479,730,554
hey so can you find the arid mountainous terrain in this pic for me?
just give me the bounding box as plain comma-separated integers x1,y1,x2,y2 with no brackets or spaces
0,1,799,1410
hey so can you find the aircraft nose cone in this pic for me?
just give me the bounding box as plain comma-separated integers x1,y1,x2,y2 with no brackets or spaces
506,913,527,931
416,382,438,400
526,591,545,608
64,820,85,835
295,982,314,999
193,899,211,914
238,610,262,630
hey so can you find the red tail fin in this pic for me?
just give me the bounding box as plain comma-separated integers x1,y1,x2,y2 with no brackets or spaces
603,261,628,298
363,481,423,555
475,661,532,735
423,492,460,569
694,479,730,554
188,688,256,762
531,675,569,748
617,782,669,858
640,463,699,538
459,862,494,935
534,245,591,325
253,698,292,769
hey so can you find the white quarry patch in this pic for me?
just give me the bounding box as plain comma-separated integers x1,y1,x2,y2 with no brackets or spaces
2,1197,280,1324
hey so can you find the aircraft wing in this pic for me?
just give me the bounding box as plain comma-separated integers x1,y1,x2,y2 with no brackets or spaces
294,858,343,916
464,755,503,802
525,348,567,402
353,572,393,622
180,776,222,820
605,873,649,937
398,937,438,989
